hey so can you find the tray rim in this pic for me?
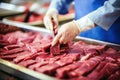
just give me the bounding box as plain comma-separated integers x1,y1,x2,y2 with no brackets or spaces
0,21,120,80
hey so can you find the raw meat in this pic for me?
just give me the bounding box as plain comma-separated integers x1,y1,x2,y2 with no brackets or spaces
1,48,24,55
50,43,60,56
0,30,120,80
87,61,107,79
107,70,120,80
28,61,48,70
50,20,60,56
4,44,20,50
35,63,60,75
56,61,83,78
18,60,36,67
68,56,104,77
96,62,119,80
13,51,34,63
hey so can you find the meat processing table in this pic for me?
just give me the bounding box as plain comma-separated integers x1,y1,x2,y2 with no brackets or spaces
0,21,120,80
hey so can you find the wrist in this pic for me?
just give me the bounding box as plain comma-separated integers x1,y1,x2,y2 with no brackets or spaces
74,16,96,32
72,20,81,33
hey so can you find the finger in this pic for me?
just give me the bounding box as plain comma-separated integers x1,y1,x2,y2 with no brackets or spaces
59,32,67,44
51,33,62,46
44,16,53,31
52,14,58,27
59,36,64,44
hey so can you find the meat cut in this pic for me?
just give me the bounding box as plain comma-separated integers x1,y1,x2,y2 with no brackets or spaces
0,30,120,80
50,20,61,56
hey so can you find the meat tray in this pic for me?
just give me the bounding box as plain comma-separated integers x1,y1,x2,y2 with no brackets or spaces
0,21,56,80
0,3,25,20
0,20,120,80
3,13,74,27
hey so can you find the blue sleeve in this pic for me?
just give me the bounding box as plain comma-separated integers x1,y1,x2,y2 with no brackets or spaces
87,0,120,30
49,0,74,14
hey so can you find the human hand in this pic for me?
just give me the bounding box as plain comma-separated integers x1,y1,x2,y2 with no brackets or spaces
44,9,58,31
51,21,80,46
51,16,95,46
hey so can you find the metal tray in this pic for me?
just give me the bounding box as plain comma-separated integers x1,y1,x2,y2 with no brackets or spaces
0,3,25,20
0,21,120,80
3,13,74,26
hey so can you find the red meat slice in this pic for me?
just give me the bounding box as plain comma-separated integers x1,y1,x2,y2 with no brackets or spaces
102,48,120,59
87,61,107,79
24,42,51,53
50,43,60,56
30,54,66,70
13,51,34,63
60,43,70,53
1,54,18,60
69,41,84,55
70,76,93,80
104,57,116,63
45,56,60,64
42,54,67,64
35,53,80,76
55,53,80,67
41,35,53,42
56,61,83,78
96,62,119,80
84,45,107,54
68,56,104,78
107,70,120,80
50,43,70,56
2,31,31,44
50,20,60,56
0,40,10,46
55,57,73,67
4,44,20,50
1,48,24,55
35,53,52,62
35,53,66,64
35,63,60,75
28,61,48,70
18,60,36,67
64,53,80,61
80,53,94,61
1,50,32,60
31,32,43,43
23,52,48,61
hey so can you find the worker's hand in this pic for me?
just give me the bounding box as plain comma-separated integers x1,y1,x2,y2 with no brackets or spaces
51,21,80,46
44,9,58,31
51,16,95,46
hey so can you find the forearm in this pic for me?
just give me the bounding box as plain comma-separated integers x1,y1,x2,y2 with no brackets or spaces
86,0,120,30
73,16,95,32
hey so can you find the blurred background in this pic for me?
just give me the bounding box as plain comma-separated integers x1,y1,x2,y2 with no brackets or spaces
0,0,74,27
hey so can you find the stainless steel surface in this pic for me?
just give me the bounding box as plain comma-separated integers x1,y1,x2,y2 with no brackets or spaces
2,19,53,36
0,3,25,12
0,3,25,20
0,21,120,80
75,36,120,50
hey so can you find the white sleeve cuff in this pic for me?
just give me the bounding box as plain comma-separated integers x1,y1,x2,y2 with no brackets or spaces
87,0,120,31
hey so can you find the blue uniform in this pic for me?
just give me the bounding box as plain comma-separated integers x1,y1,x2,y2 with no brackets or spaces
49,0,120,44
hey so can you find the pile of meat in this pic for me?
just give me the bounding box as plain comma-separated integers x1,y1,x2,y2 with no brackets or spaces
0,31,120,80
